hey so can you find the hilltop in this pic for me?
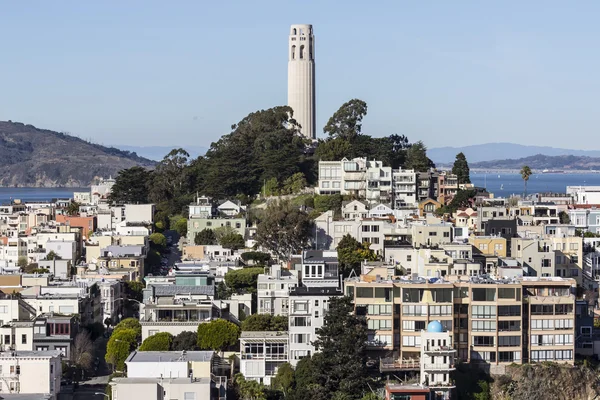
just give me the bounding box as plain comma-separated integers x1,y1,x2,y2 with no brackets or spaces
0,121,155,187
469,154,600,170
429,142,600,164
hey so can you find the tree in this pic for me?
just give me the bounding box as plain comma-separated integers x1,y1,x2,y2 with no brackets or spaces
172,331,199,351
105,328,138,371
17,256,28,269
169,214,188,237
216,281,232,300
520,165,532,197
149,232,167,248
219,232,246,250
66,201,81,216
263,177,280,197
197,319,240,352
273,362,295,398
235,373,266,400
452,152,471,184
255,200,312,261
559,211,570,224
315,137,352,161
241,314,288,331
125,281,144,303
109,166,152,205
336,234,377,277
240,251,271,264
404,141,435,172
45,251,62,261
214,226,237,242
112,317,141,338
71,331,94,373
148,149,191,207
202,106,306,198
361,394,383,400
311,296,369,399
281,172,307,195
139,332,173,351
224,267,264,294
473,380,491,400
195,228,217,245
324,99,368,141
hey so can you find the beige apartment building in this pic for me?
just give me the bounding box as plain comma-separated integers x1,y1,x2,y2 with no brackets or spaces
345,271,576,374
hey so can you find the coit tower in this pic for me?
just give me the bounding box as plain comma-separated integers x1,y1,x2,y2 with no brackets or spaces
287,24,315,140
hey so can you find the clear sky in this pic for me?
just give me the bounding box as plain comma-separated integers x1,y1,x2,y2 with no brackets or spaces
2,1,599,149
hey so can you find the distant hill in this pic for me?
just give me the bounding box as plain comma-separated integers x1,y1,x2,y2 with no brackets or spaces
118,145,207,161
429,143,600,164
470,154,600,170
0,121,155,187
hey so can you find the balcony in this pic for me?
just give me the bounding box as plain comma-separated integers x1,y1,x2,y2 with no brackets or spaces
423,363,456,371
379,358,420,372
428,382,456,389
423,345,457,354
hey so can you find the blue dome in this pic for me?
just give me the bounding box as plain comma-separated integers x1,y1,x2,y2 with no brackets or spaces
427,321,444,333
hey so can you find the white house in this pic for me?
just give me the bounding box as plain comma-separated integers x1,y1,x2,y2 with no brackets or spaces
124,204,155,225
240,331,289,385
0,350,62,398
111,350,226,400
257,265,298,316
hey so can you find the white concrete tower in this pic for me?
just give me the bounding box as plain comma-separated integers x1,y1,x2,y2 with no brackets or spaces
288,24,315,140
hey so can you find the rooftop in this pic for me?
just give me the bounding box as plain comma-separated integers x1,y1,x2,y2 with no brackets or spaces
151,285,214,297
0,350,62,358
110,377,212,385
289,286,343,296
240,331,288,339
125,350,214,363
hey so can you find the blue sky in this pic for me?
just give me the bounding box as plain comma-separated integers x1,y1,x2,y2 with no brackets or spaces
1,1,599,149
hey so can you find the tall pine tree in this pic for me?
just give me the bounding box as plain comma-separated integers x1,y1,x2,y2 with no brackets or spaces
452,152,471,184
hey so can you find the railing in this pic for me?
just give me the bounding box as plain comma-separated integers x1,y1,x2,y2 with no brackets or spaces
379,358,420,371
424,345,456,353
423,363,455,370
241,354,288,360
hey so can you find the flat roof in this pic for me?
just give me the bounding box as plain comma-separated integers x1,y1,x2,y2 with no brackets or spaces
241,331,288,338
0,350,61,358
125,350,214,363
289,286,343,296
111,377,212,385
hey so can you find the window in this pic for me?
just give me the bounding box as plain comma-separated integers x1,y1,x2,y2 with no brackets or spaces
291,317,309,327
471,320,496,332
443,232,450,238
554,334,573,345
472,336,495,346
498,320,521,331
498,288,516,299
402,320,426,332
402,305,427,316
472,305,496,319
368,319,392,330
292,334,310,343
429,305,452,316
0,306,7,313
367,304,392,315
531,350,554,361
498,305,521,316
402,335,421,347
184,393,196,400
407,255,412,262
499,351,520,362
21,334,26,344
472,288,496,301
498,336,520,347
